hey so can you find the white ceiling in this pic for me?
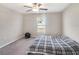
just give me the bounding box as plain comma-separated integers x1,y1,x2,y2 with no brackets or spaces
0,3,70,13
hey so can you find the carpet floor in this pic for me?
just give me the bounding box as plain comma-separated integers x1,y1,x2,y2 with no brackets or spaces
0,38,35,55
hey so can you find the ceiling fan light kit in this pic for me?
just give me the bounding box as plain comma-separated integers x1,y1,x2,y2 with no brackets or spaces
32,8,39,11
32,4,39,11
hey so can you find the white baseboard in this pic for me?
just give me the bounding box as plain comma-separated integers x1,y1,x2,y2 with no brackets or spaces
0,35,24,48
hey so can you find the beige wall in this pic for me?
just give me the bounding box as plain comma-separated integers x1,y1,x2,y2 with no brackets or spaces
63,4,79,42
0,5,23,48
46,13,62,35
23,13,39,37
23,13,62,37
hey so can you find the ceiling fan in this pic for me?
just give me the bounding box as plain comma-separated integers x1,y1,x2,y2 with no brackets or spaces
24,3,48,12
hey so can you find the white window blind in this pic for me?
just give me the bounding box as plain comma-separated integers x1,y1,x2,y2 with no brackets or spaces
37,14,47,35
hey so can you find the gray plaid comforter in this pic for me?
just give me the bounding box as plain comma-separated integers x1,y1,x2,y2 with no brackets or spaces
28,35,79,55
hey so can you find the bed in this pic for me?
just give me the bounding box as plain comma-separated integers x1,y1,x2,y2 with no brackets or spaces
27,35,79,55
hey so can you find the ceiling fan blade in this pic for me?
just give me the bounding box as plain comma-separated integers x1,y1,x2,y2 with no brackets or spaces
24,5,32,8
26,9,32,12
40,8,48,10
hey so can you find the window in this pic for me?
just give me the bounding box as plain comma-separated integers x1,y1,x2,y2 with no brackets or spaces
37,14,47,35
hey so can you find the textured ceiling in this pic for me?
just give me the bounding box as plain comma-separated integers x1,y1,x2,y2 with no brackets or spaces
0,3,70,13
